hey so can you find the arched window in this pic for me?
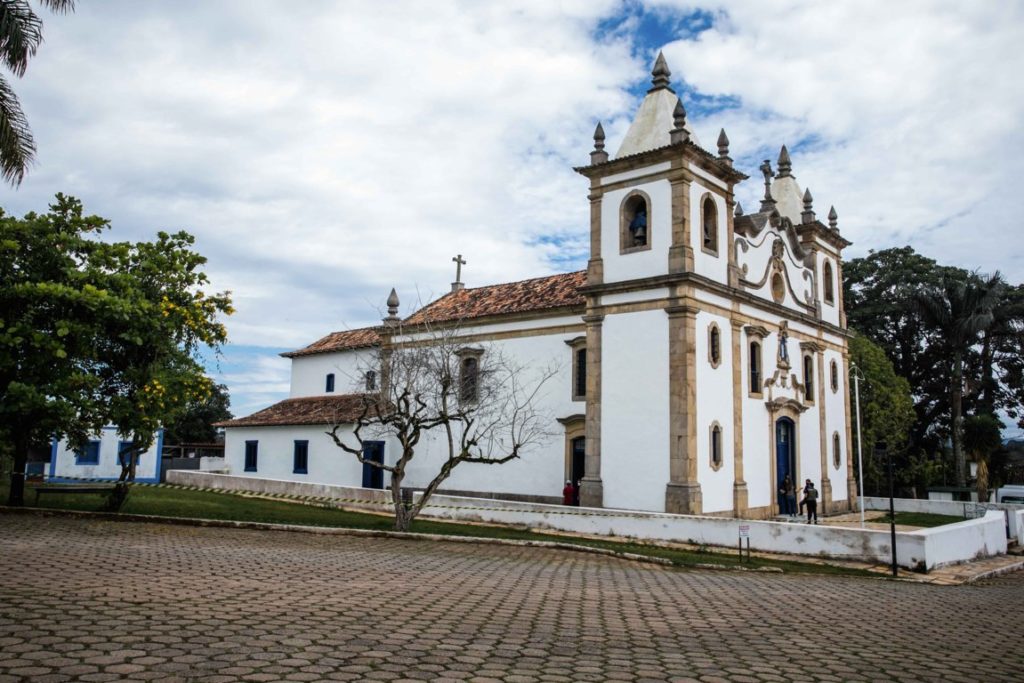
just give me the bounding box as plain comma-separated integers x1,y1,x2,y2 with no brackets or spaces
833,432,842,469
823,260,835,304
710,423,723,470
749,342,762,395
830,359,839,393
460,356,479,402
574,347,587,399
620,193,650,252
701,195,718,254
803,355,814,402
365,370,377,391
325,373,335,393
708,323,721,368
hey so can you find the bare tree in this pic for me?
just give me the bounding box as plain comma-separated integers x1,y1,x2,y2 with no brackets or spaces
328,321,557,531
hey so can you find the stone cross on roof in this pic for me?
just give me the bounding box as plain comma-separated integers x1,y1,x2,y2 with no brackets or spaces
451,254,467,293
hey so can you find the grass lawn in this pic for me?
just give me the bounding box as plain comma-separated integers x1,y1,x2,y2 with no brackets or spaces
869,511,966,528
3,481,877,577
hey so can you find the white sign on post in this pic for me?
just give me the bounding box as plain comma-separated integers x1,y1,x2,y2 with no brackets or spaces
738,524,750,538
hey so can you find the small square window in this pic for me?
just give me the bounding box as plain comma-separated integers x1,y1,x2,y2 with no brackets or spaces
75,440,101,465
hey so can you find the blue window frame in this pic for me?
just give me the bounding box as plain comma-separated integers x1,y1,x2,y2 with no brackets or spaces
117,440,135,468
293,440,309,474
325,373,335,393
75,440,101,465
244,440,258,472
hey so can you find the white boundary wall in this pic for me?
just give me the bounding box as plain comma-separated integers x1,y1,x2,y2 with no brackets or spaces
167,472,1007,571
864,496,1024,543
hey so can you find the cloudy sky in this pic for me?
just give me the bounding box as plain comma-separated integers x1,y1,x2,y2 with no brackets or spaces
4,0,1023,419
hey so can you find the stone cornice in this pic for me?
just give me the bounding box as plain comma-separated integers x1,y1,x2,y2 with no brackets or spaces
574,142,747,184
581,272,852,339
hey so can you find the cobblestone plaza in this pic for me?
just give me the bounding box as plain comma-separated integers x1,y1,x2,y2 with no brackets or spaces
1,514,1022,682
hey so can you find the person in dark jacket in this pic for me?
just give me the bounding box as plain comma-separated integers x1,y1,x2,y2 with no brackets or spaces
804,481,819,524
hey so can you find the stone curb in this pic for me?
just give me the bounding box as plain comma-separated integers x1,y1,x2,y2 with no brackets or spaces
961,559,1024,584
0,505,786,574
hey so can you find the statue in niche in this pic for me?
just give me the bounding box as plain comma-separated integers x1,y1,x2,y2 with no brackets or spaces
629,206,647,246
778,320,790,365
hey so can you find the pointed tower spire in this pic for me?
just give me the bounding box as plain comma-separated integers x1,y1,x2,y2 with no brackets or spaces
801,188,815,224
716,128,731,166
828,206,839,231
735,202,744,217
759,159,776,212
669,98,689,145
590,122,608,164
649,51,673,93
383,288,400,327
776,145,793,178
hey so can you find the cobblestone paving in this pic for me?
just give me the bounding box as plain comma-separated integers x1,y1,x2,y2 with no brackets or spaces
1,514,1023,683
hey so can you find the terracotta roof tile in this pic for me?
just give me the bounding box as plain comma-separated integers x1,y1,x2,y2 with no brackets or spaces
215,394,378,428
405,271,586,325
281,327,380,358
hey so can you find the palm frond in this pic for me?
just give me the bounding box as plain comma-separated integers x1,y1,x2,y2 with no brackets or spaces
39,0,73,12
0,0,43,77
0,72,34,185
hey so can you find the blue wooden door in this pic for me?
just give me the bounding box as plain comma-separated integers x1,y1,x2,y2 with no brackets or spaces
775,418,795,495
361,441,385,489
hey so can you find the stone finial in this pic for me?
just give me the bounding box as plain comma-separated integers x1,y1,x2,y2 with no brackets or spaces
383,288,400,327
801,188,815,224
828,205,839,231
669,99,689,145
649,51,673,92
717,128,731,165
777,145,793,178
759,159,776,211
735,202,744,217
590,122,608,164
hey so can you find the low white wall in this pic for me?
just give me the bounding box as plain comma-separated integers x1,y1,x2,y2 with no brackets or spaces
167,470,392,511
864,496,1024,541
1016,510,1024,546
165,472,1007,571
199,457,227,472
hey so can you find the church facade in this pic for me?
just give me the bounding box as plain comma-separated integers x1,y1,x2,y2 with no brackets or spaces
220,55,855,519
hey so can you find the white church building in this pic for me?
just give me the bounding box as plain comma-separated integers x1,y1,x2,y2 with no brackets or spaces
220,55,856,519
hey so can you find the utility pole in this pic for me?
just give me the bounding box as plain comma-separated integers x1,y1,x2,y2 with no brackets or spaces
851,362,866,528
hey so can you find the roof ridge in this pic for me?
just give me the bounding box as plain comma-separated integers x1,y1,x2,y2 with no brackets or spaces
451,269,585,293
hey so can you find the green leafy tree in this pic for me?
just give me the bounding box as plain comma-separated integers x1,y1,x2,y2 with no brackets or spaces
915,272,1003,488
849,333,916,496
0,0,74,185
0,195,232,506
162,382,232,445
963,413,1003,501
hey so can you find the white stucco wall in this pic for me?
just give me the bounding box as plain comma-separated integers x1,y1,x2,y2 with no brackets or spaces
223,424,374,487
695,310,734,513
290,348,378,397
601,309,670,512
601,179,671,284
51,428,162,482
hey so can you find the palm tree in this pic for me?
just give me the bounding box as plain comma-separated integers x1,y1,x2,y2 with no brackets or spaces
916,271,1004,488
0,0,74,186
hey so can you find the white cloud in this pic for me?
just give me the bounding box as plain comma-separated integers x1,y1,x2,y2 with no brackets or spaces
4,1,1021,415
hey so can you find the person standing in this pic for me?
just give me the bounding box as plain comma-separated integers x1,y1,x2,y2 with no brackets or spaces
781,476,796,516
562,480,574,506
805,481,819,524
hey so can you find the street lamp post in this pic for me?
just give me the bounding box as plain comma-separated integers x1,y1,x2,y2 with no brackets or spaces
851,362,866,528
877,440,898,577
